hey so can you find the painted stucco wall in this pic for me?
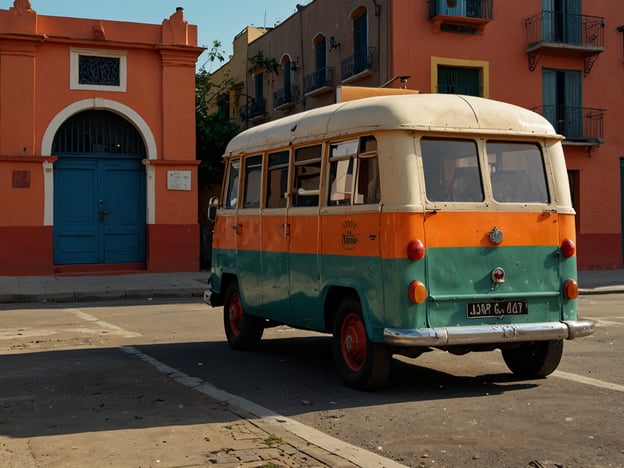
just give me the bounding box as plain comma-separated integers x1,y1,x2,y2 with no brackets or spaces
0,2,204,275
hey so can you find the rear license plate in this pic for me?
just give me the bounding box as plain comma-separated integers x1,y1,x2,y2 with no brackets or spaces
467,300,528,318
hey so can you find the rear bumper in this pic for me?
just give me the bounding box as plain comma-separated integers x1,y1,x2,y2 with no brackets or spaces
383,320,595,347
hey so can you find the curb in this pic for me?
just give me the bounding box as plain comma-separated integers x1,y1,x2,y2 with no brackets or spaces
0,289,206,304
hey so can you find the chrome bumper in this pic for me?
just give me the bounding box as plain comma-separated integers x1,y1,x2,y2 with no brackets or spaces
384,320,595,347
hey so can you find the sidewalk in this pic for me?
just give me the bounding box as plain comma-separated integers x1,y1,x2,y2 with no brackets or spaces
0,269,623,304
0,271,212,304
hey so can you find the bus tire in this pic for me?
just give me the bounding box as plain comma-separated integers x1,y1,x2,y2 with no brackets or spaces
502,339,563,378
332,297,391,390
223,281,264,350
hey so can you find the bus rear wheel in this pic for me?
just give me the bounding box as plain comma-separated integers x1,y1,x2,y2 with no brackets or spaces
223,281,264,350
502,339,563,378
332,297,391,390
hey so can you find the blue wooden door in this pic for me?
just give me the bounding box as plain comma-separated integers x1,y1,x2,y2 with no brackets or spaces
54,156,145,264
100,158,146,263
53,110,146,265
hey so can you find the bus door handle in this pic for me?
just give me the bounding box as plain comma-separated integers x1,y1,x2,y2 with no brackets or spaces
230,223,242,235
275,223,290,237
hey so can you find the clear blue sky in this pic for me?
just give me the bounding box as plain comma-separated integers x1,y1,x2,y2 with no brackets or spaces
28,1,310,69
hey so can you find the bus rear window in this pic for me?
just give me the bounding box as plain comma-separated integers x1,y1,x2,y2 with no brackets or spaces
487,142,550,204
421,138,483,202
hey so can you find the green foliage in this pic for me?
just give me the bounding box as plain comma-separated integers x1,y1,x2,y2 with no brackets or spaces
196,40,240,185
196,112,239,185
248,50,280,75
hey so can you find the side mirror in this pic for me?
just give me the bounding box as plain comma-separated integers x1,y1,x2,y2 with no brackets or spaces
207,196,219,223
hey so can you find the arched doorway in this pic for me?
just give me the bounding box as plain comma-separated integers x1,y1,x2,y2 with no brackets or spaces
52,110,146,265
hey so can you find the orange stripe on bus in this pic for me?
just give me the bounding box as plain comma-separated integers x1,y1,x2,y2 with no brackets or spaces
213,211,575,258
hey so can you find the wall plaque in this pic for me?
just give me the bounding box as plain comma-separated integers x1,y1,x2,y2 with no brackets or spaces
12,170,30,188
167,170,191,191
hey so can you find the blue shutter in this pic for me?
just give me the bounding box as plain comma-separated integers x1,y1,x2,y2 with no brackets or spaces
283,61,292,101
542,69,558,132
353,12,368,74
564,0,582,44
315,39,326,71
542,0,556,41
564,70,582,139
438,66,480,96
254,74,263,100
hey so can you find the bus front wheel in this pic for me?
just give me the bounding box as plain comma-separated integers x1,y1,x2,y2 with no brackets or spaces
223,281,264,350
332,297,391,390
502,339,563,378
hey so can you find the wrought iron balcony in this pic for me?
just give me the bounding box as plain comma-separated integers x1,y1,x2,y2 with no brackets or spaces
533,105,605,144
525,12,605,73
341,48,375,82
239,97,266,122
527,11,605,48
273,86,299,110
428,0,493,20
303,67,334,96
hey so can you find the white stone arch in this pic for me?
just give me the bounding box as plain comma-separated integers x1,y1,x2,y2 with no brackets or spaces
41,98,157,225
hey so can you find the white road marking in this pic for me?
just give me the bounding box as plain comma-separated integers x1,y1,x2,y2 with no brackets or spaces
122,346,408,468
66,308,141,338
553,370,624,393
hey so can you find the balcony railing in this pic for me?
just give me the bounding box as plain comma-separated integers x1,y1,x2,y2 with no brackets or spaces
526,11,605,49
239,97,266,122
273,86,299,109
341,48,375,82
303,67,334,95
428,0,493,20
533,105,605,143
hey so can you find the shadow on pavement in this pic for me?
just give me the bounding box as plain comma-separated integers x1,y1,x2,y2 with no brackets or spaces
1,336,537,439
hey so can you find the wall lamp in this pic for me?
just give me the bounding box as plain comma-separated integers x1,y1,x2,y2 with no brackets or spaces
329,36,341,50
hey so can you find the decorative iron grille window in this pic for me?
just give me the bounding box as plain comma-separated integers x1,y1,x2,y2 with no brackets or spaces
52,110,146,156
70,48,127,92
78,55,120,86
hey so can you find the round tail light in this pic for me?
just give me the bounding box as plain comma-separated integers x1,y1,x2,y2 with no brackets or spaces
407,239,425,261
491,267,505,284
561,239,576,258
564,278,579,299
408,280,427,304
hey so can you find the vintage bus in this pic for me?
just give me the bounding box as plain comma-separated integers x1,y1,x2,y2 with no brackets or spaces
205,93,594,390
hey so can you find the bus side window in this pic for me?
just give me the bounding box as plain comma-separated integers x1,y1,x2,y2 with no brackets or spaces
224,158,240,209
328,139,357,206
293,145,322,207
242,155,262,209
356,136,380,205
266,150,289,208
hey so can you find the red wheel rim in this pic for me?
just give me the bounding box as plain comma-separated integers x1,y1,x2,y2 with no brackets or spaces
340,312,366,371
228,292,243,336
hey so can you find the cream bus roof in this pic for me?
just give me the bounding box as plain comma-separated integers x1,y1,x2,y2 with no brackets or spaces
225,94,559,156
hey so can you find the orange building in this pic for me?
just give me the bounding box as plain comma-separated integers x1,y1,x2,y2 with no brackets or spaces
213,0,623,270
391,0,620,271
0,1,203,275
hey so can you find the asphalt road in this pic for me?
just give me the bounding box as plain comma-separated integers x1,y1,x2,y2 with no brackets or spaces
0,295,622,467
